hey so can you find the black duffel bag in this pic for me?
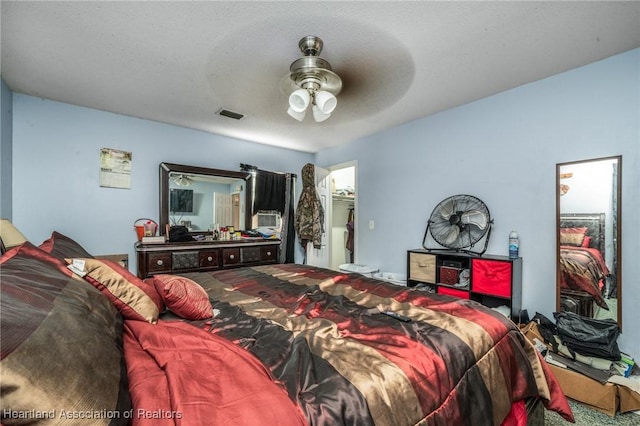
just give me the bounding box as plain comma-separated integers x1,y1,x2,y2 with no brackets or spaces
553,311,621,361
169,225,194,242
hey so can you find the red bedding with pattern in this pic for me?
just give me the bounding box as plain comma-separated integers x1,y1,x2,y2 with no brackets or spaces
123,264,573,426
560,246,610,309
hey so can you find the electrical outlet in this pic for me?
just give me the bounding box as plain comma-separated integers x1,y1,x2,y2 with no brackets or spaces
368,220,375,230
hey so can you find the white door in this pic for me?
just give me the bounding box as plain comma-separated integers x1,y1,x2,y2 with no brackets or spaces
213,192,232,227
305,166,330,268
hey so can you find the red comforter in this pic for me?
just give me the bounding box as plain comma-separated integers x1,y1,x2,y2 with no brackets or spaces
123,264,573,425
123,320,307,426
560,246,610,309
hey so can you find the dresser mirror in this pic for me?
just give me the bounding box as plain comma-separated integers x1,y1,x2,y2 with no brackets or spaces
159,162,253,235
556,155,622,330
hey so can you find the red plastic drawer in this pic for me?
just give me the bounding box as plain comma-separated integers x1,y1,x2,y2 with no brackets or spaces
437,286,470,299
472,259,512,298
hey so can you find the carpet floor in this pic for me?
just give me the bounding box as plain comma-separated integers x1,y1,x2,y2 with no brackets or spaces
544,399,640,425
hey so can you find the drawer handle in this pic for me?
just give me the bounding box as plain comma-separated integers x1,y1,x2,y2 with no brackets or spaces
266,251,271,256
207,256,213,261
156,260,164,266
229,254,235,260
418,260,431,267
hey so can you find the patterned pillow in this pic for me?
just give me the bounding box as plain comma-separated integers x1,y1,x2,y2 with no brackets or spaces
1,242,131,424
152,274,214,320
66,258,163,323
39,231,94,260
560,227,588,247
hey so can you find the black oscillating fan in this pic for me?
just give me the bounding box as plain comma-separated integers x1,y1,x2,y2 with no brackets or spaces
422,194,493,255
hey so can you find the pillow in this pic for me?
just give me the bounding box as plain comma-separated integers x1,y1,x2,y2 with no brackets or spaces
560,227,587,247
560,232,585,246
1,242,131,423
152,274,214,320
66,258,163,323
0,219,29,253
39,230,94,260
582,235,592,248
560,227,588,234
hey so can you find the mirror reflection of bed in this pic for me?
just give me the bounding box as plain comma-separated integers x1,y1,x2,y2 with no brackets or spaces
556,156,621,328
559,213,616,321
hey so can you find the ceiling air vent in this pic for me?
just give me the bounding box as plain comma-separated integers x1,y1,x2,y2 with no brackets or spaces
216,109,245,120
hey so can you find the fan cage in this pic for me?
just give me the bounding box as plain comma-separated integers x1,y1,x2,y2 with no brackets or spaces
422,194,493,256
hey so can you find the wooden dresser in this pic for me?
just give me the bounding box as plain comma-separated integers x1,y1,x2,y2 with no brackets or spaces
135,239,279,278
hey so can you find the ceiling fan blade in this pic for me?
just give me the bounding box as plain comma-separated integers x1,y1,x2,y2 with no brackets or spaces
461,210,488,230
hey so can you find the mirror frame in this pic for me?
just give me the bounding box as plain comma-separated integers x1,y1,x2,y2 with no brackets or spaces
159,162,253,235
555,155,622,329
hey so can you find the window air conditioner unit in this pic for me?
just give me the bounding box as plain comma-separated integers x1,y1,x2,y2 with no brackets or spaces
255,211,282,229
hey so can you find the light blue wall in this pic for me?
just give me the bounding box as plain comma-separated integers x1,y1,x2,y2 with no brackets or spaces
1,78,13,218
7,48,639,359
10,97,313,268
316,48,640,359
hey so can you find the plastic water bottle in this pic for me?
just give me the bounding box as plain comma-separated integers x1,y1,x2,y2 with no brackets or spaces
509,231,519,259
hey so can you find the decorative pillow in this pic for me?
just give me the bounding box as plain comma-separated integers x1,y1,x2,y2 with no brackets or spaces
560,227,587,247
560,227,588,234
39,230,94,260
1,242,131,424
560,232,585,246
152,274,214,320
66,258,163,323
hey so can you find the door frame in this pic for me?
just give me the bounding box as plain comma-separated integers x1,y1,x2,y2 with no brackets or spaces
327,161,358,269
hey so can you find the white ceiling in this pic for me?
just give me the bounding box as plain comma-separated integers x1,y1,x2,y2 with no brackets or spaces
2,1,639,153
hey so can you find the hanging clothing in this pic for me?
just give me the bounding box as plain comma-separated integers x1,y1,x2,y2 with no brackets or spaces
346,208,354,258
294,163,324,249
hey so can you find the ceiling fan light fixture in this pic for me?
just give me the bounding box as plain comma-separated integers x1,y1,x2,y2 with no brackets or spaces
285,35,342,123
314,90,337,114
174,174,193,187
289,88,311,112
288,107,306,122
312,105,331,123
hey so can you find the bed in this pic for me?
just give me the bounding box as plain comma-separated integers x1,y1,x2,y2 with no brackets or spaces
1,231,573,425
559,213,610,313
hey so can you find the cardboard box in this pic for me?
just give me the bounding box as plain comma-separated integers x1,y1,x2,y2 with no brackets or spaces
520,322,640,417
618,384,640,413
548,364,618,417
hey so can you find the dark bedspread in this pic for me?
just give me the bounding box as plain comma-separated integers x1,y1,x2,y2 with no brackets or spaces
124,264,572,426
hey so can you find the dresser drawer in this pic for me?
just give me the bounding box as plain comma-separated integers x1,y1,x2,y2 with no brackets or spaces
241,246,262,263
472,259,512,298
261,245,278,262
222,248,241,266
172,251,199,270
409,252,436,283
147,252,172,274
199,249,219,268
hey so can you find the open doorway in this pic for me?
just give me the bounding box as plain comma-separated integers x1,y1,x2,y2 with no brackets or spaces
328,163,356,271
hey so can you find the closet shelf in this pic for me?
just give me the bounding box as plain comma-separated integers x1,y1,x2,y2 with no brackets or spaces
332,194,355,202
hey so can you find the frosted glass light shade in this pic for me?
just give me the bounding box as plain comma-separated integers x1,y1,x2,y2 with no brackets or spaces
288,89,311,112
312,105,331,122
314,90,337,114
287,107,306,121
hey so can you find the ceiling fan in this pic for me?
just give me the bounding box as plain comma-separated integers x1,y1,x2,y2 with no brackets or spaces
173,174,193,187
283,36,343,123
